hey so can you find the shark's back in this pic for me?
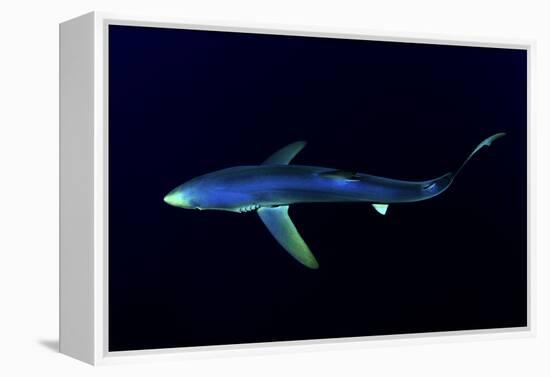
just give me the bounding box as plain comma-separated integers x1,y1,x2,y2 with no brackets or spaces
201,164,426,205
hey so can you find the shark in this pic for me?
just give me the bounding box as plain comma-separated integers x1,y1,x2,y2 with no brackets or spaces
164,133,506,269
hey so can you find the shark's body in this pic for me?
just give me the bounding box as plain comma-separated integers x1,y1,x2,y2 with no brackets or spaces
164,133,505,269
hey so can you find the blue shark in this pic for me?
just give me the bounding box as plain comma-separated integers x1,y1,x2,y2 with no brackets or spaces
164,133,505,269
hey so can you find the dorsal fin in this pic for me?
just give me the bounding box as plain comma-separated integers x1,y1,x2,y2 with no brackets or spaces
319,170,360,181
263,141,307,165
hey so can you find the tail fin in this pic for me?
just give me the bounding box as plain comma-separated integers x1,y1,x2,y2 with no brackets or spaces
452,132,506,179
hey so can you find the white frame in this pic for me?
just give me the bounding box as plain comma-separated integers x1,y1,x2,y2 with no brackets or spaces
60,11,534,365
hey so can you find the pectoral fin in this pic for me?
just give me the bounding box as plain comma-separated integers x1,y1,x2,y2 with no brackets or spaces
257,206,319,269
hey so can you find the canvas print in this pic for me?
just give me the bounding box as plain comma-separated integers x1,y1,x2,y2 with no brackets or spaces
108,25,527,351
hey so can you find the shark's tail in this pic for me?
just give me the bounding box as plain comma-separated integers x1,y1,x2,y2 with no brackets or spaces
419,132,507,199
452,132,506,180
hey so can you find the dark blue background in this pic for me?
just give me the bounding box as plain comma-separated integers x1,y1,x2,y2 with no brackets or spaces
108,25,527,351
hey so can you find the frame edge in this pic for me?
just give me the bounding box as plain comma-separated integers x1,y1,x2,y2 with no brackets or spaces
59,11,96,365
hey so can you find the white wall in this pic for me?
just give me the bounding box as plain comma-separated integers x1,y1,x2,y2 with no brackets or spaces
0,0,548,375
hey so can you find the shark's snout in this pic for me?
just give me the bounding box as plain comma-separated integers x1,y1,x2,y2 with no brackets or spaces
163,193,175,206
163,188,191,208
163,191,179,207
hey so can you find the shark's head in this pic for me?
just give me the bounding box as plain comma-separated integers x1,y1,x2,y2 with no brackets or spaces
163,169,253,212
163,177,205,210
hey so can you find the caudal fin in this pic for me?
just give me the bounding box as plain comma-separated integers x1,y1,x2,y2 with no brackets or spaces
452,132,506,179
415,132,506,200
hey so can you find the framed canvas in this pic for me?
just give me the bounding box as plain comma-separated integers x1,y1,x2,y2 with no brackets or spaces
59,11,532,365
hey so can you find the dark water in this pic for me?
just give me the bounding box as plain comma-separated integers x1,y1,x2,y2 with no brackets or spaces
108,25,527,352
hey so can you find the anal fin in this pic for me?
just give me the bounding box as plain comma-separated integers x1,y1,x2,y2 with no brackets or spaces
257,206,319,269
372,204,389,215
